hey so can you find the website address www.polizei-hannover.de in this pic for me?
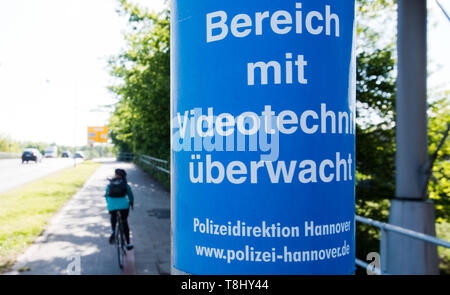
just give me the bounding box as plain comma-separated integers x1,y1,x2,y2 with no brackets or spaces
195,241,351,264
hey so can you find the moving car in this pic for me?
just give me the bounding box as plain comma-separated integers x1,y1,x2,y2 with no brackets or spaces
74,151,84,159
22,148,43,163
44,146,58,158
61,151,71,158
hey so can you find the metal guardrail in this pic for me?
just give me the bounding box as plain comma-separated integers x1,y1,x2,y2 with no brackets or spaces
138,154,170,174
116,152,134,162
355,215,450,275
355,257,385,275
133,154,450,275
0,152,20,159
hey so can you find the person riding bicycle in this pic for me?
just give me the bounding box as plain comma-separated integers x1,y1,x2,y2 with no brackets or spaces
105,168,134,250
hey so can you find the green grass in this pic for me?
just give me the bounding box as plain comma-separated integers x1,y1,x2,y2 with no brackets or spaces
0,161,101,273
436,221,450,274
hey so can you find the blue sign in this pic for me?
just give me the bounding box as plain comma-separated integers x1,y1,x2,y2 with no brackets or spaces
171,0,356,274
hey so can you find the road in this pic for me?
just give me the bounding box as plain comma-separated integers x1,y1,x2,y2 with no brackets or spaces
0,158,83,193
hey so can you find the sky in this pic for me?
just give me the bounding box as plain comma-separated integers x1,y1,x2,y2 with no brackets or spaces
428,0,450,91
0,1,448,147
0,0,167,147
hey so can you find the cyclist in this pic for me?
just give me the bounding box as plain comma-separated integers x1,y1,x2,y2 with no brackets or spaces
105,168,134,250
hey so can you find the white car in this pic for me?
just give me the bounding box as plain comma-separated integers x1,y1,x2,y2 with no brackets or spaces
44,146,58,158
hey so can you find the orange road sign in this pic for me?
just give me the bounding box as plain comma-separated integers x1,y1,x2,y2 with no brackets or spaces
88,126,109,143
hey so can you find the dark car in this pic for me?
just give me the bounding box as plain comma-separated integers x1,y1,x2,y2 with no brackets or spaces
61,151,71,158
74,151,84,159
22,148,43,163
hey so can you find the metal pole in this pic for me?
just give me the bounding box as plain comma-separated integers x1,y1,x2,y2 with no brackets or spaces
386,0,439,274
396,0,428,199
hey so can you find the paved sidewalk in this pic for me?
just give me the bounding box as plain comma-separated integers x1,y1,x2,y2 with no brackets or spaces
6,160,170,275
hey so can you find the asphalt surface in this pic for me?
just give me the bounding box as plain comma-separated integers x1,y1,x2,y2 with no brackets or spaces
5,160,171,275
0,158,83,193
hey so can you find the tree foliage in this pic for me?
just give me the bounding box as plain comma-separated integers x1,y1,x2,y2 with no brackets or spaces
355,0,397,221
428,95,450,222
0,135,17,153
355,48,397,221
108,0,170,160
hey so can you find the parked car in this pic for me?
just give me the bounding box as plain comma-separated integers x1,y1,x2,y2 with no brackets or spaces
74,151,84,159
61,151,71,158
22,148,43,163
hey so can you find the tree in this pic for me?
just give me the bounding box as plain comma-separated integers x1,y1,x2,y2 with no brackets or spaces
108,0,170,160
428,95,450,222
355,0,397,220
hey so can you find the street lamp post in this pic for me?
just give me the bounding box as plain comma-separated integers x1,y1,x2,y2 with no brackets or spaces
386,0,439,275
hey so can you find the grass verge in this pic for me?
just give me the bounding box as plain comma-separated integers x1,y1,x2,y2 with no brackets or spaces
0,161,101,273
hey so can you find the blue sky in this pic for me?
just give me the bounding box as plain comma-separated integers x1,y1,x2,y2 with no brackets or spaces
0,1,448,147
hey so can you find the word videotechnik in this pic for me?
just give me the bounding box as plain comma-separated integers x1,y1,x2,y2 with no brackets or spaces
174,103,354,185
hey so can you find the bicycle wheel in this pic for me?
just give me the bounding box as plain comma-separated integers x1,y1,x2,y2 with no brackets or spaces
116,223,125,269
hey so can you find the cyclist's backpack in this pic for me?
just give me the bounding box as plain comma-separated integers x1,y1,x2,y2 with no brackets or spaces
108,178,127,197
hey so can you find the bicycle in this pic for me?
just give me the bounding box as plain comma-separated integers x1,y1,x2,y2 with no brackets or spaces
113,210,127,269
